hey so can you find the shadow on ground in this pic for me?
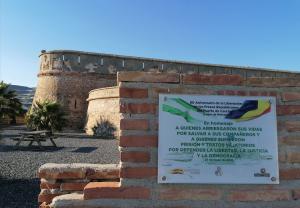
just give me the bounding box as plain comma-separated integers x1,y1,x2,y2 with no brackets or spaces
72,147,98,153
0,145,65,152
0,178,39,208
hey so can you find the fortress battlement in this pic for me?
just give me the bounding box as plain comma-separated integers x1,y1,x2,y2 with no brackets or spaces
39,50,300,78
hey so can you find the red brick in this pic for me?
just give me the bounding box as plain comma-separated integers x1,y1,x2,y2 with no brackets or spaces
159,187,221,200
118,71,180,83
269,91,278,97
292,189,300,200
227,190,291,201
119,88,148,98
84,182,150,199
40,182,61,189
38,171,84,179
277,120,284,131
280,135,300,146
278,153,286,162
120,103,156,114
38,193,60,204
182,74,243,85
216,90,225,95
281,120,297,132
277,105,300,115
224,90,235,95
119,135,158,147
120,167,157,178
282,92,300,101
287,152,300,163
120,119,149,130
60,182,88,191
151,87,215,99
260,91,269,96
285,121,300,132
249,91,260,96
280,168,300,180
121,151,150,163
236,91,247,96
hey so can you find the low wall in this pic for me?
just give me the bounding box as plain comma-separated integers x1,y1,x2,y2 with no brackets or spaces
41,71,300,208
38,163,119,205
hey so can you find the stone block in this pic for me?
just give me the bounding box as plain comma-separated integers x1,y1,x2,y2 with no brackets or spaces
121,151,150,163
182,74,243,85
227,190,291,201
119,88,148,98
280,168,300,180
282,92,300,102
120,119,149,130
277,105,300,115
120,103,156,114
60,182,89,191
159,187,222,200
83,182,150,199
118,71,180,83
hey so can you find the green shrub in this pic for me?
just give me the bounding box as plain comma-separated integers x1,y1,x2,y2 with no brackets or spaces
92,118,116,139
25,100,67,131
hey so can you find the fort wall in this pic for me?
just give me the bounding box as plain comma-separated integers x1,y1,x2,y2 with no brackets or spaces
33,50,300,129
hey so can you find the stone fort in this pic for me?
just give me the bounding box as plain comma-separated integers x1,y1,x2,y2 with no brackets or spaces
34,50,300,133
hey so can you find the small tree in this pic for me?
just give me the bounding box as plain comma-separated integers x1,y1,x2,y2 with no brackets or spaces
0,81,25,124
25,100,67,131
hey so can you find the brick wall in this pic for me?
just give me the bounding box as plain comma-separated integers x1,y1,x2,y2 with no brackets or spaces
114,72,299,207
41,71,300,208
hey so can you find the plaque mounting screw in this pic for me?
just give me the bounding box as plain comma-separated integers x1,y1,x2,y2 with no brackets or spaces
162,176,166,181
271,177,276,181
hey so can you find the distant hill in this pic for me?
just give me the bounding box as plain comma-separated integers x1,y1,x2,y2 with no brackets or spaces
8,85,35,110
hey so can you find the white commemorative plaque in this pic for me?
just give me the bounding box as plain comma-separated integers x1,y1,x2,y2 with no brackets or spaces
158,94,279,184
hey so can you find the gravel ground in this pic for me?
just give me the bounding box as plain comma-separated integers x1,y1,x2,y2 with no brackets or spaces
0,125,119,208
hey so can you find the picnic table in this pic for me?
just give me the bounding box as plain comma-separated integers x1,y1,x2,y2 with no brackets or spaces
14,130,57,148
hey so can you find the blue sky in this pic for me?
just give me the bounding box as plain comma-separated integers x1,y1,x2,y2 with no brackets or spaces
1,0,300,87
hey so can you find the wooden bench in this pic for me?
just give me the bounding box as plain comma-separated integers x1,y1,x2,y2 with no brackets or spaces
14,130,58,149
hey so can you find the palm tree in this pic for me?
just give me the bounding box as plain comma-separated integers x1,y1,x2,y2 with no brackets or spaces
25,100,67,131
0,81,25,124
